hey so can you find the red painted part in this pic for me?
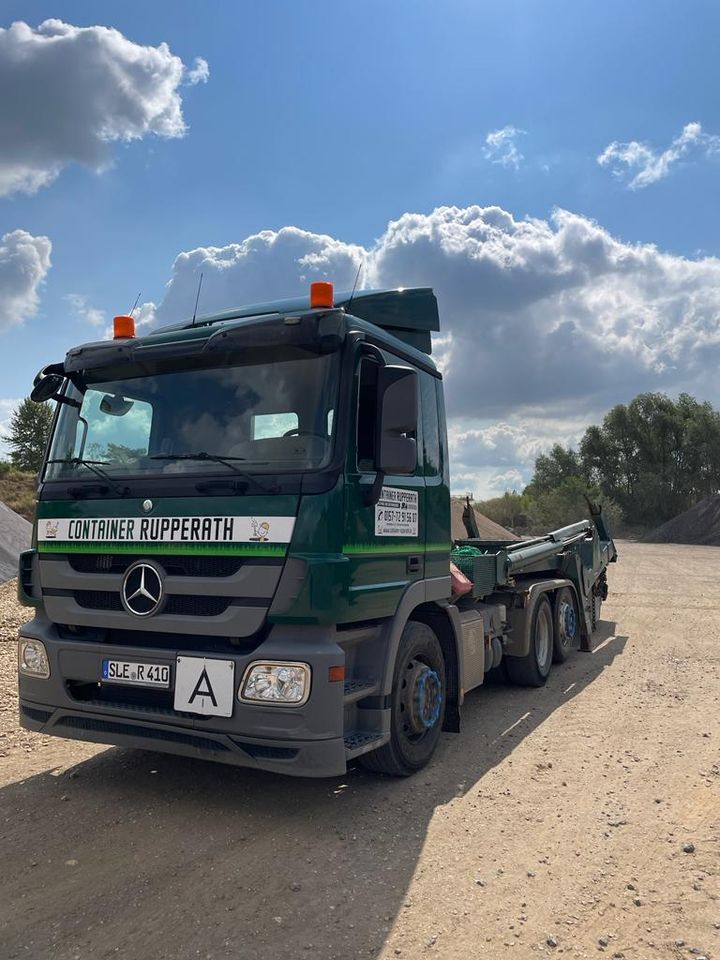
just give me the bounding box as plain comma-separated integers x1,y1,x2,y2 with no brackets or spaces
450,561,473,597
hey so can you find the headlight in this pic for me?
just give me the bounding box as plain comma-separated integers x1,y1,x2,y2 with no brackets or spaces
18,639,50,679
239,662,310,706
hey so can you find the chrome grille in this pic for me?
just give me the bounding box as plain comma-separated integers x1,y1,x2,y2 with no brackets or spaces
67,554,250,577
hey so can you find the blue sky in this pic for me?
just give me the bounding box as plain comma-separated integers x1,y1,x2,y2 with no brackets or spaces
2,1,720,492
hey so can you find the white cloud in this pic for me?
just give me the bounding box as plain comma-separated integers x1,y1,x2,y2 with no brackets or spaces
0,229,52,332
449,422,545,471
483,126,526,169
597,122,720,189
137,204,720,495
145,226,366,328
0,19,208,196
447,415,589,497
186,56,209,85
65,293,105,328
371,206,720,420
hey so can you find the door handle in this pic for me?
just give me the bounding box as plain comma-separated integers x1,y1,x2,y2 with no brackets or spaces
406,555,422,574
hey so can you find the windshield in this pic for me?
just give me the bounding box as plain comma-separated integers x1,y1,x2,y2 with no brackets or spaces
45,348,340,482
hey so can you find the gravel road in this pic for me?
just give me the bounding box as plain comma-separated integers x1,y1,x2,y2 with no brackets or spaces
0,541,718,960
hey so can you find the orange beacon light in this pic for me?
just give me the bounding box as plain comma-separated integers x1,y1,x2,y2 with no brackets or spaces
113,315,136,339
310,281,334,309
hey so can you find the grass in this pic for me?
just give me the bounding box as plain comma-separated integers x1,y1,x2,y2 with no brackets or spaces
343,542,451,555
38,541,288,557
0,468,36,523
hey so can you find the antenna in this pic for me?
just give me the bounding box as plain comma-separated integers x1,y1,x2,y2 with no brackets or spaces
128,292,141,317
345,260,363,314
191,272,204,327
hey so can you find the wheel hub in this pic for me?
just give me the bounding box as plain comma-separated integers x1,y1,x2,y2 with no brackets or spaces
403,661,443,736
559,601,577,646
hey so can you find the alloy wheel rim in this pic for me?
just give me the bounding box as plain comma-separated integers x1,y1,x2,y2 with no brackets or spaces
558,600,576,648
399,658,443,742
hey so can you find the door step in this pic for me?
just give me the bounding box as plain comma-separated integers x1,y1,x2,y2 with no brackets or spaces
343,678,380,704
343,731,388,759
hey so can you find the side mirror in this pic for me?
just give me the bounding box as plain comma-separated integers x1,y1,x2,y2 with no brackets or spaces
30,373,64,403
31,363,66,403
377,366,418,475
100,394,134,416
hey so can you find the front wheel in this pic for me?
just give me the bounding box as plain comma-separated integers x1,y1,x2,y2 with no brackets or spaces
505,593,554,687
360,621,446,776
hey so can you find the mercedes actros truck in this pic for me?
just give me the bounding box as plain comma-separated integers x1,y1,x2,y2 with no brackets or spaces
18,282,616,777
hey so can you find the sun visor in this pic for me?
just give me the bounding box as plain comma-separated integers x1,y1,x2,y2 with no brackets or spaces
63,311,345,375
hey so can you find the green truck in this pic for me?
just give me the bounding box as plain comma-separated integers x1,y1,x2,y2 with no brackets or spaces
18,283,616,777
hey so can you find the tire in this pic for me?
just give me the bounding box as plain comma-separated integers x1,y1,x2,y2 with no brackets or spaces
360,621,446,776
505,594,554,687
553,586,580,663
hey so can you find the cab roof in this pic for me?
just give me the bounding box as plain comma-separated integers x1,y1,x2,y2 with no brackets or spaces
156,286,439,355
63,288,440,376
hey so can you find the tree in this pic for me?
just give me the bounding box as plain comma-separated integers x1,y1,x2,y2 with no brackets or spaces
525,444,586,496
4,398,53,472
527,476,621,533
578,393,720,528
475,491,529,531
510,392,720,534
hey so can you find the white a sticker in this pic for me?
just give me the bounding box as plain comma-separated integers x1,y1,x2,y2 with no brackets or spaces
375,486,419,537
174,657,235,717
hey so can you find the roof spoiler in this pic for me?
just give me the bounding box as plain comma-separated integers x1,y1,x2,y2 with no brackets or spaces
158,287,440,355
337,288,439,354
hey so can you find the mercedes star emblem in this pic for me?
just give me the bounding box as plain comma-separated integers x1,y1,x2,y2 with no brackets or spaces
142,499,153,513
121,561,164,617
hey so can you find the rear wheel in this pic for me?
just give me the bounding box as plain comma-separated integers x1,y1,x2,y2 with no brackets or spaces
360,621,446,776
553,586,579,663
505,594,554,687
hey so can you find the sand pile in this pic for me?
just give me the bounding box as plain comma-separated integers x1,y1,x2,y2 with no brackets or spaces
643,494,720,545
450,498,518,542
0,501,31,583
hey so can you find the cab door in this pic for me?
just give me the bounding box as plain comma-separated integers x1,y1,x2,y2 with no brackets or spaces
343,348,425,622
419,371,451,580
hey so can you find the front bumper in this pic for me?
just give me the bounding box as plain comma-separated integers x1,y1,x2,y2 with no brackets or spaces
18,700,347,776
18,615,348,778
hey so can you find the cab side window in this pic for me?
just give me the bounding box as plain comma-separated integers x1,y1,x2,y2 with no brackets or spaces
421,373,441,477
356,358,379,472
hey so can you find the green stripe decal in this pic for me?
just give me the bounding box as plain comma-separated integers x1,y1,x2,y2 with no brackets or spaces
343,543,451,556
38,541,288,558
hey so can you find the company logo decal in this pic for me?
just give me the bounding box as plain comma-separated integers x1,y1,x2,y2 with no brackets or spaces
121,561,164,617
36,515,295,545
249,518,270,542
374,486,419,537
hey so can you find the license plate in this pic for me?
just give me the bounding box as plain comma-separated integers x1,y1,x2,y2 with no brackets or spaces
102,659,171,688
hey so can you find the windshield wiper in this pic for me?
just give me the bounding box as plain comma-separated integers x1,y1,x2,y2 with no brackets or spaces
150,452,246,472
46,458,130,497
150,453,275,493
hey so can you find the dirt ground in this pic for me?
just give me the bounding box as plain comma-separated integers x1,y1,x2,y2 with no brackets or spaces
0,541,718,960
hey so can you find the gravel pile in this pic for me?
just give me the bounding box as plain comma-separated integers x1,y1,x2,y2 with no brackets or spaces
643,494,720,545
451,497,519,541
0,578,36,760
0,500,31,582
1,578,29,644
